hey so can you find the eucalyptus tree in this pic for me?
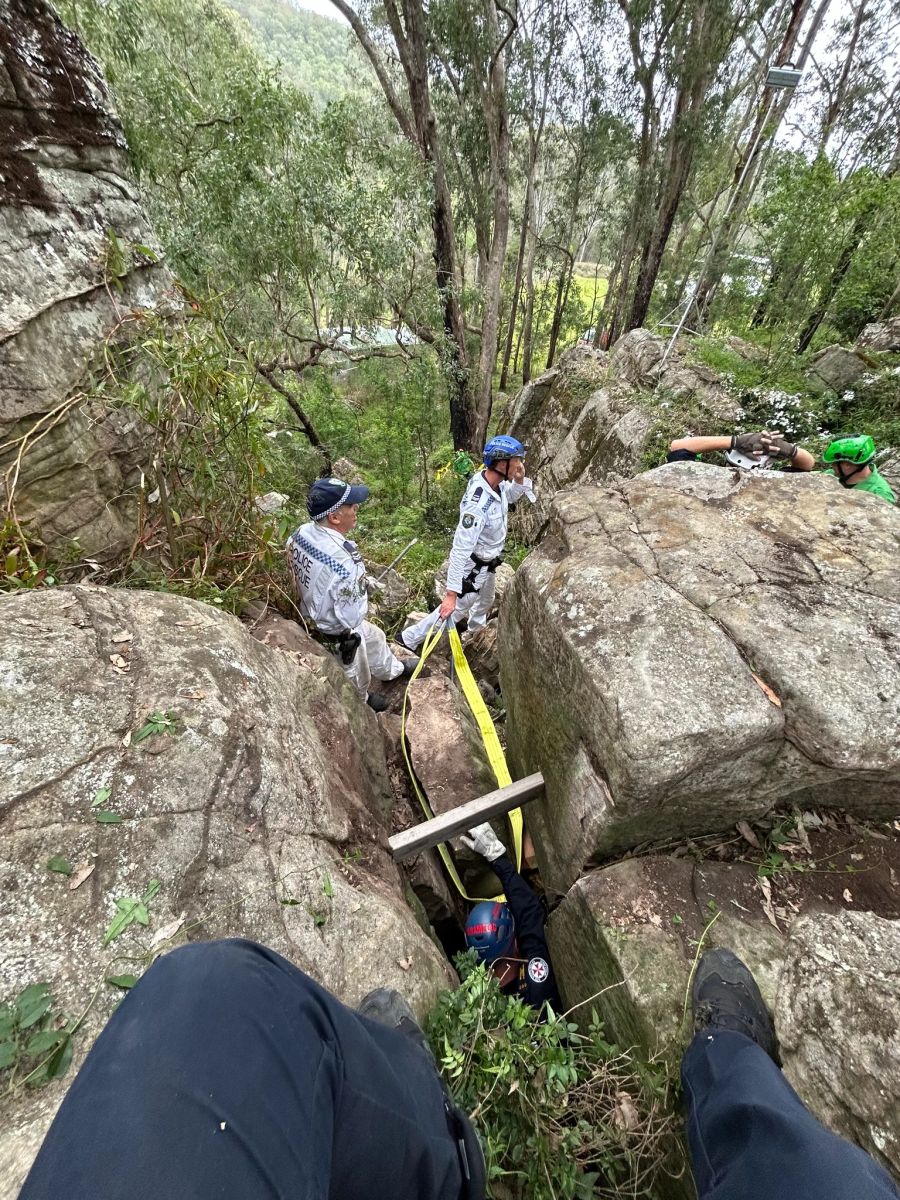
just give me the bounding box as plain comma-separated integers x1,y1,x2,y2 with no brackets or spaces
332,0,515,449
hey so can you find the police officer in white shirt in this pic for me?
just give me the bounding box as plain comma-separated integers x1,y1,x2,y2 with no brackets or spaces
401,437,536,650
287,478,419,712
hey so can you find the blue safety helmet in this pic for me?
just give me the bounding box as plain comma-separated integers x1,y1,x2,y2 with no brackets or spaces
465,901,515,964
483,436,526,467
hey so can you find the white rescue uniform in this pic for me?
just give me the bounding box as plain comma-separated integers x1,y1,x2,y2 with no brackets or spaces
402,470,536,649
287,521,404,700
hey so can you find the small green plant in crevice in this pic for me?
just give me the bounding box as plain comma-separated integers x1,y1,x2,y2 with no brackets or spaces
0,983,75,1091
756,815,810,879
133,711,179,742
427,953,679,1199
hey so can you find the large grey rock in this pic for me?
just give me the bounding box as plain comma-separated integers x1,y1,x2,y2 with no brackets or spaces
547,822,900,1051
547,856,785,1059
776,911,900,1179
0,0,172,560
806,345,867,394
501,463,900,894
507,332,739,543
0,586,453,1194
855,318,900,352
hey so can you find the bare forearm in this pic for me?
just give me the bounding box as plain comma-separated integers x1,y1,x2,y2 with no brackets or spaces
669,435,732,455
791,446,815,471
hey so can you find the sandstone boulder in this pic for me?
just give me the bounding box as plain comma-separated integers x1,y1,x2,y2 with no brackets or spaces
805,345,867,394
854,317,900,352
0,586,453,1193
547,811,900,1053
776,910,900,1178
547,855,785,1058
501,463,900,895
0,1,172,561
507,332,739,543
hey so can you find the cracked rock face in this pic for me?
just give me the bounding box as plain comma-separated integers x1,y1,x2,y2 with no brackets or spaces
776,911,900,1179
0,0,171,559
506,330,739,543
500,462,900,894
0,586,453,1195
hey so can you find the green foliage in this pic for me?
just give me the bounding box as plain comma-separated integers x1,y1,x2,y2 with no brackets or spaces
133,711,180,742
427,955,679,1199
103,880,161,946
222,0,369,105
0,984,75,1091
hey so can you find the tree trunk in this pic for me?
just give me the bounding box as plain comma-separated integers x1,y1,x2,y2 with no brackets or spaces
471,0,512,448
545,250,575,367
499,176,530,389
332,0,476,449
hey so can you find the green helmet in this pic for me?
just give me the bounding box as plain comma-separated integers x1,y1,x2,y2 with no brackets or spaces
823,434,876,466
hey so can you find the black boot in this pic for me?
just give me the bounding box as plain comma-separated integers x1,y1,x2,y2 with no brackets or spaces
357,989,486,1200
400,656,421,679
692,948,779,1063
366,693,389,713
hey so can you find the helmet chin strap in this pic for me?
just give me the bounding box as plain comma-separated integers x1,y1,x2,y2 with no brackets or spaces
838,462,867,486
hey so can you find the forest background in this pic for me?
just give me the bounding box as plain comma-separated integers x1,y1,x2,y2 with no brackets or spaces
35,0,900,614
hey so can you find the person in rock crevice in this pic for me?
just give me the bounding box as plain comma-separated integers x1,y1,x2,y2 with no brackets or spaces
460,821,561,1015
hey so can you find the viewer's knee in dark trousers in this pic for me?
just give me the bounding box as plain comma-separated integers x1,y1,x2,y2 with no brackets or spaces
21,938,465,1200
682,1029,899,1200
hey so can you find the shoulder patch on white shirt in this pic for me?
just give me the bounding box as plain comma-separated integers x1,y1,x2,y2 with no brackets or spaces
461,513,476,529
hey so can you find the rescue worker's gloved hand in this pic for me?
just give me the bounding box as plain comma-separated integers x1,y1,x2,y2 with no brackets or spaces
759,432,798,461
461,822,506,862
730,431,767,458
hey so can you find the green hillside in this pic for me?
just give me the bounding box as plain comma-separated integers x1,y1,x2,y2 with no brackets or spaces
224,0,366,103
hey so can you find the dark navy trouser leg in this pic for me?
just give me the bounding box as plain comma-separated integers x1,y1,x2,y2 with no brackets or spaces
682,1030,899,1200
20,939,463,1200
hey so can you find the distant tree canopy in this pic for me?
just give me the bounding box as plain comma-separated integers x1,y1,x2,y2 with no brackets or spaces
222,0,371,104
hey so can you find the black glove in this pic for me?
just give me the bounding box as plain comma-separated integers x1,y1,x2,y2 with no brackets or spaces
759,432,798,461
338,631,362,665
730,431,768,457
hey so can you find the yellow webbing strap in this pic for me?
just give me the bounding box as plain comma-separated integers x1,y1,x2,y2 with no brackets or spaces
399,621,523,902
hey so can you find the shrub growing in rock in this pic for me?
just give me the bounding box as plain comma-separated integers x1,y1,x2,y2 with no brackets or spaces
428,954,681,1200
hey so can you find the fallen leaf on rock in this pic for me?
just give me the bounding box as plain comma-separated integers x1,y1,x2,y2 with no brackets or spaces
122,730,132,747
47,855,72,876
613,1092,640,1132
397,956,413,971
150,914,186,950
92,786,112,808
69,863,95,890
110,630,133,643
751,673,782,707
737,820,761,850
109,654,129,671
843,888,853,903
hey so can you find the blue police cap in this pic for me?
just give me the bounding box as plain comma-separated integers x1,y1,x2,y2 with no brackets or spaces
307,477,370,520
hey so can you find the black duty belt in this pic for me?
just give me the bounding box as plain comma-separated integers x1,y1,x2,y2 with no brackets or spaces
460,553,503,596
311,628,361,665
